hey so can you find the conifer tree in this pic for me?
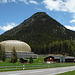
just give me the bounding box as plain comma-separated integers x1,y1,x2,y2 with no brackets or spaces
0,44,2,61
29,57,33,64
0,45,6,61
11,47,17,63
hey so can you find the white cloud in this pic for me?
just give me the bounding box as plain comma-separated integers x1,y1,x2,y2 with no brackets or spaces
64,25,75,31
43,0,75,23
19,0,38,4
43,0,66,11
0,0,16,3
69,13,75,23
43,0,75,13
0,0,38,4
19,0,28,4
0,0,8,3
11,0,16,2
70,20,75,23
0,0,29,4
29,0,38,4
36,8,44,11
0,23,17,31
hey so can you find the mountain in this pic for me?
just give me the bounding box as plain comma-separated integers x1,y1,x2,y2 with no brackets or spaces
0,12,75,44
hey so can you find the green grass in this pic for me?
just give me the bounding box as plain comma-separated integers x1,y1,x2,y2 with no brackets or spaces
0,59,23,66
57,71,75,75
0,57,75,71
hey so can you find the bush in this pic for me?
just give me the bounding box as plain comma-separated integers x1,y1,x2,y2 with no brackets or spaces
29,57,33,64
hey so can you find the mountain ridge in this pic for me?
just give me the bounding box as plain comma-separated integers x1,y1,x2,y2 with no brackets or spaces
0,12,75,43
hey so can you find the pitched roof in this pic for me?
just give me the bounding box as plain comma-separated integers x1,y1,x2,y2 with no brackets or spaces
44,55,75,60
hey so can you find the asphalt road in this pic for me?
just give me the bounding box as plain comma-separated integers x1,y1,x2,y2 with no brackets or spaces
0,66,75,75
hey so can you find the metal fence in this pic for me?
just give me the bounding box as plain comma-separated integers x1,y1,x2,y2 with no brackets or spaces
0,63,72,71
0,66,23,71
0,65,52,71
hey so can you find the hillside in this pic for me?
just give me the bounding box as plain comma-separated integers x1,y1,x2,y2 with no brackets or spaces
0,12,75,43
0,12,75,54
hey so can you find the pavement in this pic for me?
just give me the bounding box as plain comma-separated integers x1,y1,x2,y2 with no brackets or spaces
0,66,75,75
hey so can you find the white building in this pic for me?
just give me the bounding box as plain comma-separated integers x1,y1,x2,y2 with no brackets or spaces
0,40,38,59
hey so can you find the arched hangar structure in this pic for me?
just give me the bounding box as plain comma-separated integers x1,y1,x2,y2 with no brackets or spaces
0,40,37,59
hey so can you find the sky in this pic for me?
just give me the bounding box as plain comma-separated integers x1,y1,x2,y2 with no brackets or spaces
0,0,75,34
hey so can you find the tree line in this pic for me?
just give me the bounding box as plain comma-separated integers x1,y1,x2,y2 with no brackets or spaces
31,40,75,56
0,40,75,62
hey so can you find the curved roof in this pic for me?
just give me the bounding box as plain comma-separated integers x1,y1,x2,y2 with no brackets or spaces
0,40,31,52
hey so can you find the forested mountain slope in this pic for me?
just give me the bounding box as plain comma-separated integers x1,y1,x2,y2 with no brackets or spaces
0,12,75,55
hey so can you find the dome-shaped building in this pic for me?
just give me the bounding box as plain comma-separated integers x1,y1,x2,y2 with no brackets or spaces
0,40,37,59
0,40,31,52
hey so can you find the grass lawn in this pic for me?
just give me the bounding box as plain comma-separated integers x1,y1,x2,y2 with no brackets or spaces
57,71,75,75
0,59,23,66
0,57,44,66
0,57,75,67
0,57,75,71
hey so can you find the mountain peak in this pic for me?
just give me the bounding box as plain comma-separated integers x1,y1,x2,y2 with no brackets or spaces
31,12,50,19
22,12,50,25
24,12,51,24
32,12,47,16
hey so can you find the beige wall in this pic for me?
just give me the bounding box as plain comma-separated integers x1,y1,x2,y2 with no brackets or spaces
0,40,31,52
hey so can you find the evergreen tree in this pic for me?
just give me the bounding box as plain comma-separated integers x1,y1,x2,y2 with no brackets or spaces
0,44,2,61
0,45,6,61
48,43,52,54
11,47,17,63
29,57,33,64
